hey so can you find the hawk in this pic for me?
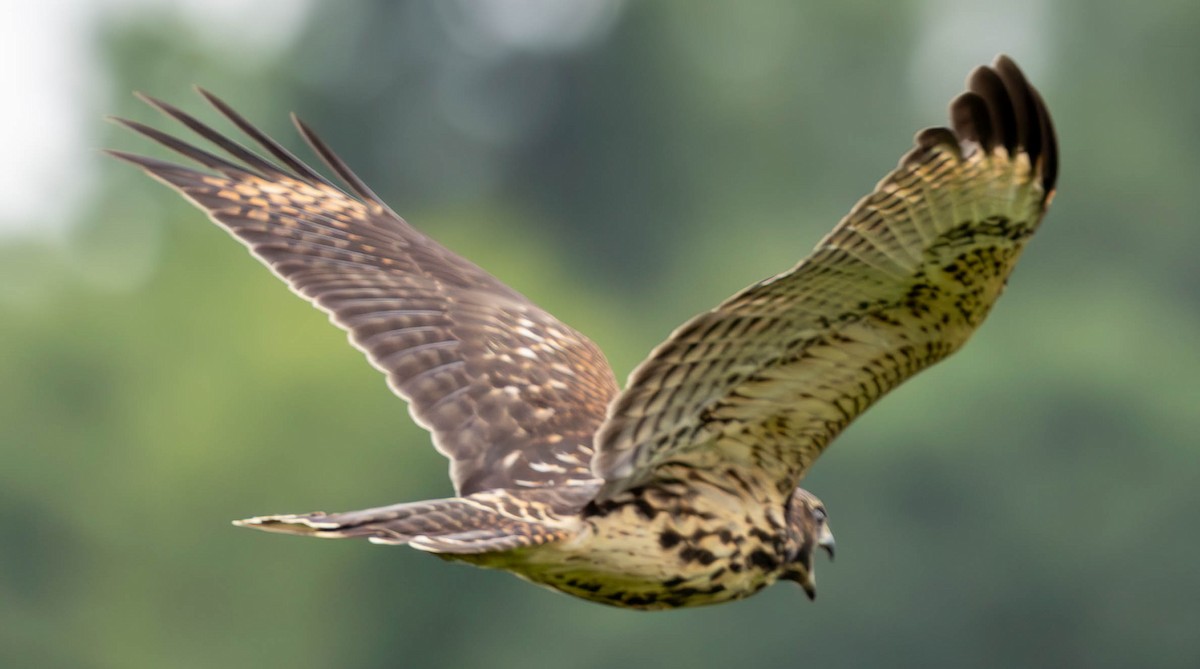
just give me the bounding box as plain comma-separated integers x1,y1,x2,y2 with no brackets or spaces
109,55,1056,610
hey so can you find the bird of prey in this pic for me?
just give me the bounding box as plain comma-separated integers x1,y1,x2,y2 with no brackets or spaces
109,55,1057,610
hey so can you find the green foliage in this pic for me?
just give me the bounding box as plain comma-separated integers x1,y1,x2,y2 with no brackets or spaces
3,1,1199,667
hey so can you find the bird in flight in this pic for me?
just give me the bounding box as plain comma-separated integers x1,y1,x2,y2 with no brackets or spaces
110,55,1056,610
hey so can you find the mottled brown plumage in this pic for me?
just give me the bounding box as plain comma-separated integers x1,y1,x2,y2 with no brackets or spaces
110,55,1056,609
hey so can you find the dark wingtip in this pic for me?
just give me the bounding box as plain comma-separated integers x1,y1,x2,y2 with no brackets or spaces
987,54,1057,198
967,65,1018,155
193,87,337,189
132,90,160,107
1028,84,1058,197
106,109,261,177
102,147,155,166
291,112,386,206
936,55,1056,202
102,147,148,169
949,91,995,154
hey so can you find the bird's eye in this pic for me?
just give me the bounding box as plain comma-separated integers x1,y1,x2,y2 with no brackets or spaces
812,507,827,523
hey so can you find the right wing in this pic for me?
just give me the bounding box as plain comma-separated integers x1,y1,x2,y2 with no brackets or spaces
109,90,619,495
592,56,1057,498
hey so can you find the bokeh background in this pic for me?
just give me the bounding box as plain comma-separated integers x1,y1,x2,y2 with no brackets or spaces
4,1,1199,667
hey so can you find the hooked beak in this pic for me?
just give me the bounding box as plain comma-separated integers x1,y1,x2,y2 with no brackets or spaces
818,524,835,561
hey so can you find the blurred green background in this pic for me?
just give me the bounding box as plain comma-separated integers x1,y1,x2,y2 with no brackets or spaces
3,1,1199,667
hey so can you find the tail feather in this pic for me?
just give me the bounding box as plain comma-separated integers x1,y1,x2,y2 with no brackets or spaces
234,495,571,554
406,529,562,554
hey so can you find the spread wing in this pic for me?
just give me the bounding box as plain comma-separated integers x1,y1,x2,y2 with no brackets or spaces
108,90,619,496
592,56,1057,498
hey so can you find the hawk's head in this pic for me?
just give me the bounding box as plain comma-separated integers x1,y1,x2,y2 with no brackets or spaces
780,488,836,600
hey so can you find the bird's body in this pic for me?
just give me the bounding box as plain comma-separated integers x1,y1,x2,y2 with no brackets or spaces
303,476,817,609
110,55,1056,609
463,483,787,610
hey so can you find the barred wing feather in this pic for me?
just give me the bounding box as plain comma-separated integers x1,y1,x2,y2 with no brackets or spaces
593,56,1057,497
108,91,619,496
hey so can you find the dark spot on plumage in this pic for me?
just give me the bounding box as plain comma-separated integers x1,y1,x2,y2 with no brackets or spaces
633,498,657,520
679,546,717,566
729,562,744,573
662,576,686,588
705,584,726,595
583,498,619,517
624,594,657,607
659,530,683,549
872,311,902,327
717,529,735,544
748,549,778,571
710,567,727,580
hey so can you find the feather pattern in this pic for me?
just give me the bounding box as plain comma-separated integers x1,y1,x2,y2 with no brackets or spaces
110,56,1057,609
108,93,619,496
591,55,1057,498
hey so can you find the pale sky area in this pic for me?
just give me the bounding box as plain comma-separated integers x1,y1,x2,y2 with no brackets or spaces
2,0,1044,238
1,0,312,237
909,0,1051,116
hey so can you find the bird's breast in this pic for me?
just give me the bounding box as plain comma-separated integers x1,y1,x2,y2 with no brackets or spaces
500,485,791,609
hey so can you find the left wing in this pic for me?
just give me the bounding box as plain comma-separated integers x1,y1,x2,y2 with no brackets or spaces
592,55,1057,497
108,90,619,495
